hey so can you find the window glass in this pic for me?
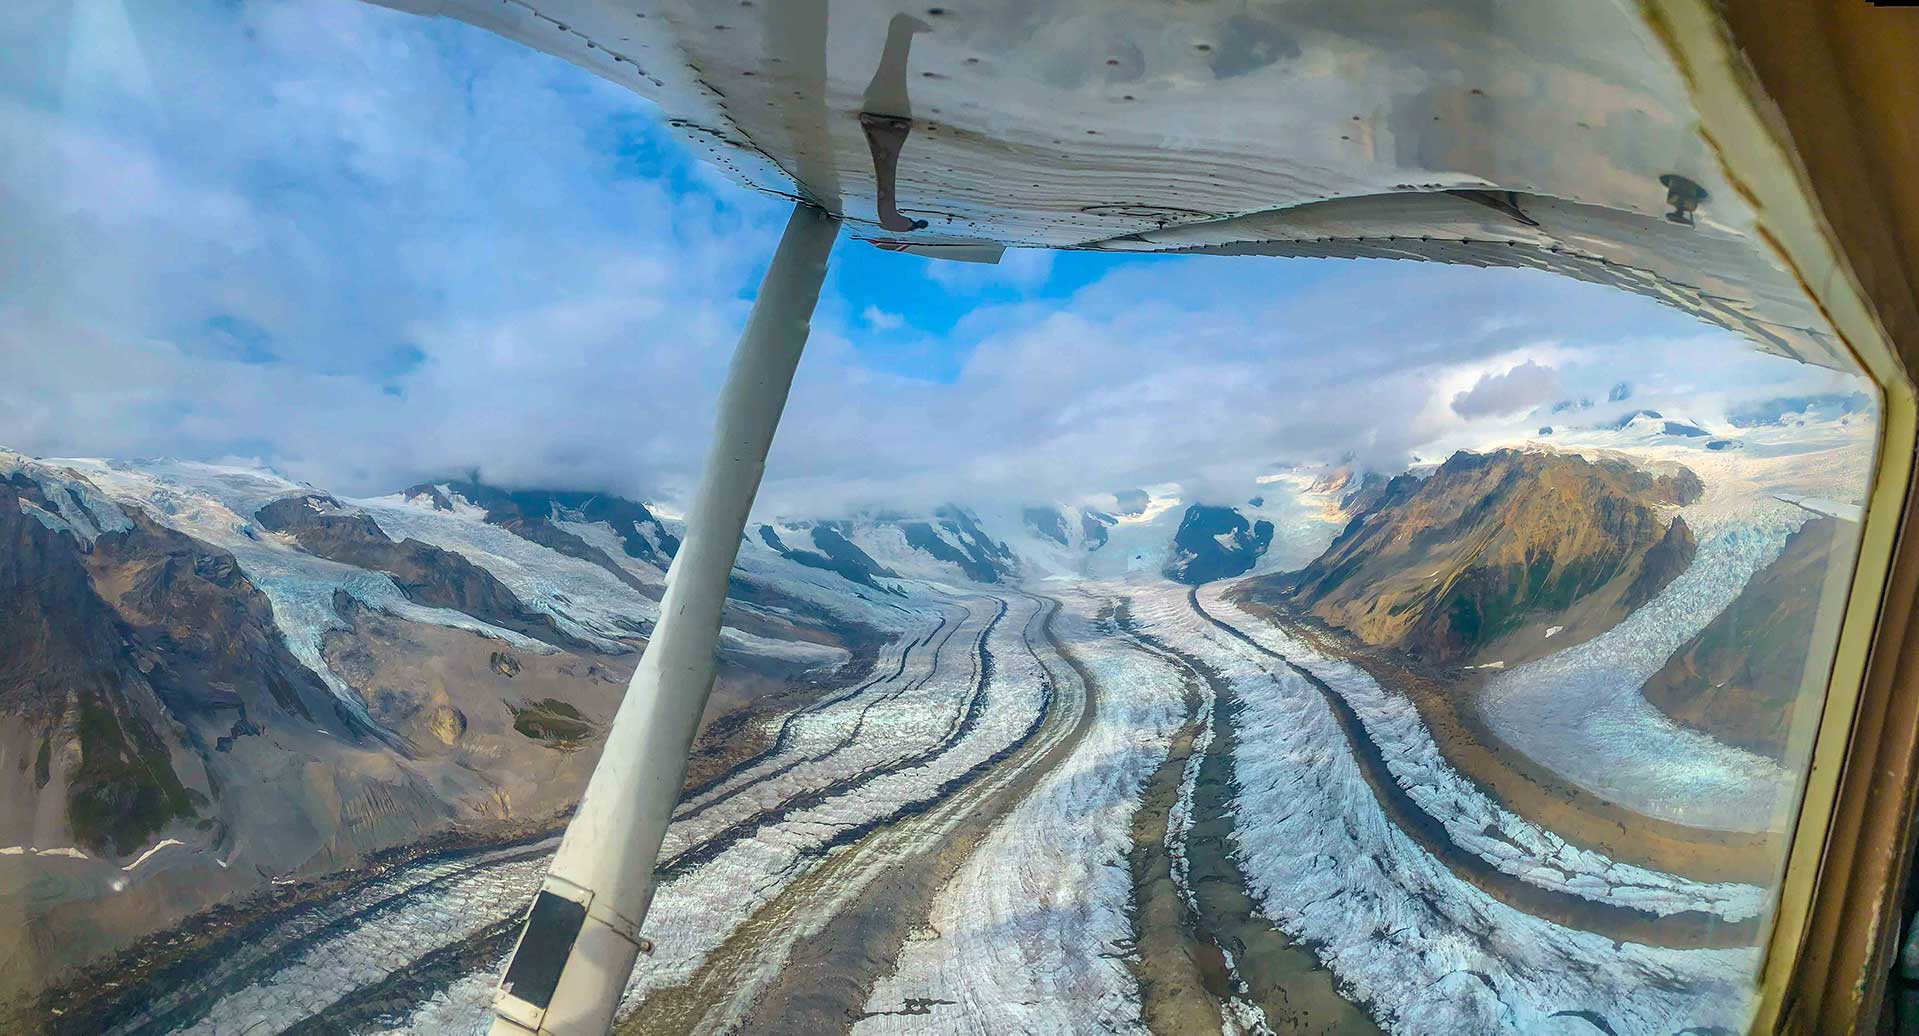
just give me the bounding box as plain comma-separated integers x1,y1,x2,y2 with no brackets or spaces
0,3,1881,1034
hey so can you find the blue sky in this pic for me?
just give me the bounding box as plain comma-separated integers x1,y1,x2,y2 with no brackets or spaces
0,0,1862,514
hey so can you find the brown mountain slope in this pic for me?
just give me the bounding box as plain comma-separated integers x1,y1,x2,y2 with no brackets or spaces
1,458,883,1004
1641,517,1852,761
1,480,201,860
1257,449,1699,666
1,472,366,860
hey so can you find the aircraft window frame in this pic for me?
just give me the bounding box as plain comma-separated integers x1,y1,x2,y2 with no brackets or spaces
2,2,1911,1031
1652,1,1919,1029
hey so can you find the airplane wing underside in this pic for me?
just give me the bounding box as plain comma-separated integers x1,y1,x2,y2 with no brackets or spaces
367,0,1851,368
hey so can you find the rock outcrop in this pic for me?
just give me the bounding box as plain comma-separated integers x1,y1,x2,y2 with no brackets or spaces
1,466,356,859
1164,505,1274,585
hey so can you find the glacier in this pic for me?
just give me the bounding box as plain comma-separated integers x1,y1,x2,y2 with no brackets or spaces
52,459,558,725
856,591,1184,1035
1198,585,1771,923
1474,431,1872,831
1128,584,1759,1035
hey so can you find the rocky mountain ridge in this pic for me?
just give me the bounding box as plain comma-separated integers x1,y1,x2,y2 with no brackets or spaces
1254,448,1702,667
0,439,1750,1003
0,453,898,1001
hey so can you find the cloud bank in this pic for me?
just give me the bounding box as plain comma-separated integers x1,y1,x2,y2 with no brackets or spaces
1451,360,1564,418
0,0,1865,516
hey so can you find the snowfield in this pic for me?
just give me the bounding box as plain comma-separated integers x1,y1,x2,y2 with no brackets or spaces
1,450,134,544
355,489,664,652
30,458,871,731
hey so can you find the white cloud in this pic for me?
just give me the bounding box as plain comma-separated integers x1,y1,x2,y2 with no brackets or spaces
861,305,903,331
0,0,1862,518
1450,359,1563,418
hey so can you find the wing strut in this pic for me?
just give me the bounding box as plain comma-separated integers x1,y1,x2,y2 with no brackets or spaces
489,201,840,1035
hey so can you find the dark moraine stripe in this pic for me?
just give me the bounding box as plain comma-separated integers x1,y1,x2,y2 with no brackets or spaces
1175,588,1761,950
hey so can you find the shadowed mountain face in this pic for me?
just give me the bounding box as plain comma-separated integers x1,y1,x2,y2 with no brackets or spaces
1023,506,1070,546
900,505,1018,584
257,494,596,650
1081,510,1114,550
3,484,196,860
1642,517,1849,761
1164,505,1275,585
757,523,901,593
404,480,679,594
1258,449,1698,666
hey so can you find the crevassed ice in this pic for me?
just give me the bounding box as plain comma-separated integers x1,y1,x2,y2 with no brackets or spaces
53,460,551,723
616,593,1050,1013
321,587,1014,1036
0,451,134,543
1199,585,1769,922
858,594,1182,1035
1131,587,1757,1035
1477,513,1801,832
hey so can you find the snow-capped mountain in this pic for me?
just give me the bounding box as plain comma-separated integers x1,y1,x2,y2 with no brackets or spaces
759,504,1019,587
1162,505,1275,584
0,451,922,998
0,449,1346,906
4,396,1877,1011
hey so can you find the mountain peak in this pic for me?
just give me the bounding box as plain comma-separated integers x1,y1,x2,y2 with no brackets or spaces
1259,448,1699,666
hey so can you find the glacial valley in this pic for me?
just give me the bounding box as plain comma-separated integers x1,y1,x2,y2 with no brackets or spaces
0,399,1876,1035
